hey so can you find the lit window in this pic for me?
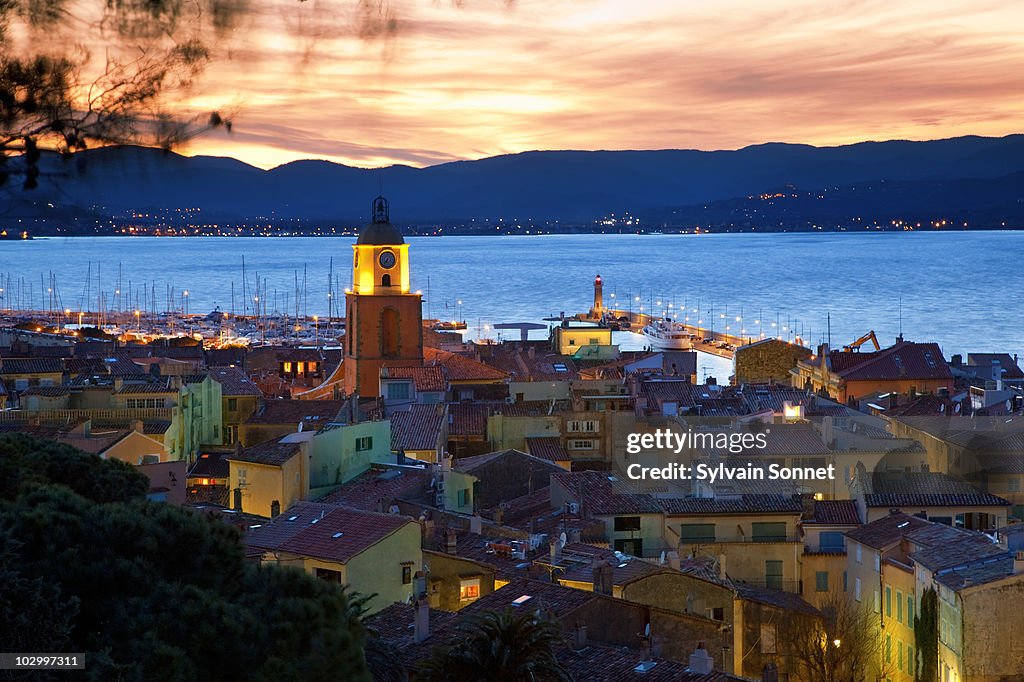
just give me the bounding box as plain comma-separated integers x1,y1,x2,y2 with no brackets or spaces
283,362,293,373
460,578,481,602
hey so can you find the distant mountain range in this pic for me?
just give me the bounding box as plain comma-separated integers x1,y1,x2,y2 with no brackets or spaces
5,134,1024,229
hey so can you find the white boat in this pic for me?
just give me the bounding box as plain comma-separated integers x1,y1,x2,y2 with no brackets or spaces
641,319,692,350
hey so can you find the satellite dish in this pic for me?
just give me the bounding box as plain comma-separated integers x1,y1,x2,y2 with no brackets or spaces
558,532,567,548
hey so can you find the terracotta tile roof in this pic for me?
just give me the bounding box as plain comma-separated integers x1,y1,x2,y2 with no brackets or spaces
228,440,302,466
249,503,413,564
18,385,73,397
660,495,804,516
364,601,743,682
454,448,566,475
0,358,64,374
424,347,509,382
966,353,1024,380
245,399,345,425
933,554,1017,590
639,379,696,408
864,472,1010,508
244,501,337,550
381,365,447,392
489,399,571,417
116,382,177,395
526,436,569,462
210,366,264,397
93,419,172,435
732,583,822,617
829,342,952,382
448,402,490,436
391,404,446,452
845,513,932,549
188,450,232,478
910,535,1006,573
807,499,861,525
318,465,431,511
550,471,664,516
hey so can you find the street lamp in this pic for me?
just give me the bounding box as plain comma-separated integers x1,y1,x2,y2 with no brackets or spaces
313,315,319,347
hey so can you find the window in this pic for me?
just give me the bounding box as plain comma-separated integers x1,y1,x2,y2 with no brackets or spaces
308,362,318,373
238,468,248,482
316,568,342,584
886,586,892,617
460,578,481,602
815,571,829,592
752,522,787,542
874,590,880,613
898,640,904,672
387,382,411,400
819,531,845,553
843,571,848,593
908,596,914,629
765,560,783,590
614,516,641,532
568,419,598,433
874,551,881,572
760,623,777,654
569,439,596,450
856,543,862,563
456,488,470,508
227,398,238,411
908,645,914,676
355,436,373,451
897,590,903,623
1009,477,1021,493
589,337,600,345
680,524,716,543
402,566,412,584
885,634,891,663
710,607,724,621
855,577,862,601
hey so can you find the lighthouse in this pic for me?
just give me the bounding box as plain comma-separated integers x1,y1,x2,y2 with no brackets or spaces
590,274,604,320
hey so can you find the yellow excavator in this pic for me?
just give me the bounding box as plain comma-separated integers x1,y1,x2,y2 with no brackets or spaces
843,330,880,352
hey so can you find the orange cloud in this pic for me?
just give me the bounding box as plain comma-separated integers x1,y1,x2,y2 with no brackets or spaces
159,0,1024,168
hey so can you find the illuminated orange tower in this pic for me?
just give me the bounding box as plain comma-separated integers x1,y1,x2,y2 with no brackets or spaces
343,197,423,397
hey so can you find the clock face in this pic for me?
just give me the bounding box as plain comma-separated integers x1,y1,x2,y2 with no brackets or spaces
379,251,396,269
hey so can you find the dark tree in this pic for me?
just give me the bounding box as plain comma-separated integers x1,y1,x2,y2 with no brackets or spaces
915,587,939,682
417,608,573,682
0,434,372,682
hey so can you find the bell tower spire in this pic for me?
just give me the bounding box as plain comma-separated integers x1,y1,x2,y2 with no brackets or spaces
344,196,423,397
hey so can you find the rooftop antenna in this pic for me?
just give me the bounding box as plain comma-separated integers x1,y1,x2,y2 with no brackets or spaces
898,295,903,340
827,312,831,348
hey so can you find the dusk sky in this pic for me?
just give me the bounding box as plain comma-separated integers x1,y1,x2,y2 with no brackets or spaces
164,0,1024,169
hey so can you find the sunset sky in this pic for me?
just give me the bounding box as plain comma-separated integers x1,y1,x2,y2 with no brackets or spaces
156,0,1024,168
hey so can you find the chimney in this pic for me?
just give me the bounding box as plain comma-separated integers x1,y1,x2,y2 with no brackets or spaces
667,551,681,571
688,642,713,675
131,419,145,433
470,515,483,535
574,623,588,649
801,495,815,520
718,554,727,581
494,507,504,525
550,539,562,566
1015,551,1024,575
413,596,430,643
445,529,458,555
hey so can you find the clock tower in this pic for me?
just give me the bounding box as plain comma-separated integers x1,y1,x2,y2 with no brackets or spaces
343,197,423,397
